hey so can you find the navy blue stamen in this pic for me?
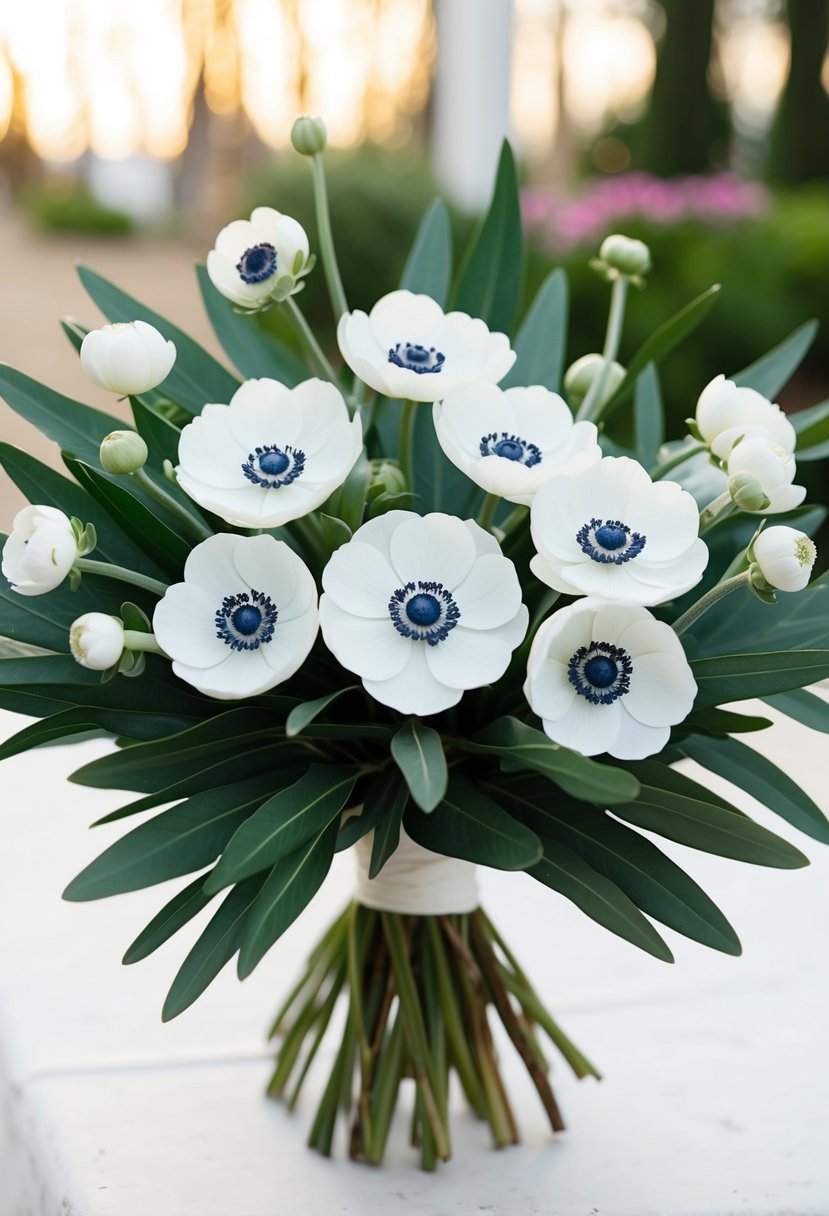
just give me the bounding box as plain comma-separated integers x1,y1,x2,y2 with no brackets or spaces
388,342,445,375
215,589,278,651
480,431,542,467
568,641,632,705
236,243,277,284
389,580,460,645
242,444,306,489
576,517,646,565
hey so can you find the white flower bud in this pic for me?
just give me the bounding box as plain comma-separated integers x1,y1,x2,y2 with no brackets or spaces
564,353,626,409
598,234,652,278
99,430,149,475
1,505,80,596
291,115,327,156
80,321,176,396
69,613,125,670
726,436,805,514
694,374,795,459
751,526,817,593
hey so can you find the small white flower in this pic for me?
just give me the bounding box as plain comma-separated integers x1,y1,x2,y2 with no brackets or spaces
432,382,601,506
206,207,311,310
726,436,805,514
319,511,528,716
524,598,697,760
80,321,176,396
529,455,708,606
2,505,80,596
69,613,125,670
695,374,795,460
176,378,362,528
337,290,515,403
752,526,817,592
153,534,318,700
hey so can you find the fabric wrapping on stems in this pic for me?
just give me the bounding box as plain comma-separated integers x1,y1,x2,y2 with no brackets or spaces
353,826,479,914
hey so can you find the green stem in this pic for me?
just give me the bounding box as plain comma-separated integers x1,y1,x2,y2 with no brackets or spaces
311,152,348,321
130,468,211,541
477,493,500,533
699,488,738,534
671,571,751,637
75,558,167,598
285,295,341,386
650,442,708,481
122,630,166,656
576,275,629,424
398,399,418,493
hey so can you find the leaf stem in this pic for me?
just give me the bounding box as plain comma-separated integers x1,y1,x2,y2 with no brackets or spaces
285,295,341,386
130,468,212,541
311,152,348,321
398,399,418,493
671,571,751,637
75,558,168,598
650,442,708,481
122,630,166,656
699,488,738,534
576,275,629,424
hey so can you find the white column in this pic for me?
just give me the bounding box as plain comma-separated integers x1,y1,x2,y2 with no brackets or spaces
432,0,514,214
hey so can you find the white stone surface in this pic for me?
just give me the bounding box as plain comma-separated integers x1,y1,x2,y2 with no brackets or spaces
1,698,828,1214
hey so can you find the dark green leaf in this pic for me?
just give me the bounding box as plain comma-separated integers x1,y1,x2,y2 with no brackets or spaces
391,719,448,813
680,706,773,737
617,762,809,868
399,199,452,307
204,765,356,892
318,512,352,554
405,772,542,870
680,734,829,844
732,320,818,399
409,401,482,515
0,364,122,463
0,704,199,761
162,876,264,1020
130,398,182,468
468,717,639,805
237,821,339,978
791,399,829,459
696,570,829,656
285,686,358,737
452,140,522,334
326,447,370,533
64,776,274,900
501,269,568,392
123,876,217,964
529,839,674,962
633,363,664,469
196,263,309,385
691,650,829,709
762,687,829,733
369,773,409,879
61,316,87,353
602,284,721,416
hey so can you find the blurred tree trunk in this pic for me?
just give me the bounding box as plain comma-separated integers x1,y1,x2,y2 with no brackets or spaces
636,0,728,176
768,0,829,184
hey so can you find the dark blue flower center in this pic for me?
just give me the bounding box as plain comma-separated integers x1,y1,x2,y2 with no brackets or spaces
388,342,445,375
242,444,305,489
215,589,278,651
576,517,646,565
236,243,277,284
480,432,542,467
389,580,460,645
568,641,632,705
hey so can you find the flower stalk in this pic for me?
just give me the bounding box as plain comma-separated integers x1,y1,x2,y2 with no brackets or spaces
698,488,738,534
74,557,168,598
650,442,708,481
576,275,629,424
311,152,349,321
130,468,212,541
285,295,342,388
671,571,751,636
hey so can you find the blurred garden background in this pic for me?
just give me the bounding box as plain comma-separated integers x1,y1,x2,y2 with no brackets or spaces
0,0,828,517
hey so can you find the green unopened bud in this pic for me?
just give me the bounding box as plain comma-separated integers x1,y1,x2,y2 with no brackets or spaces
100,430,148,475
369,459,407,497
728,471,770,513
564,353,626,410
291,116,327,156
598,234,652,278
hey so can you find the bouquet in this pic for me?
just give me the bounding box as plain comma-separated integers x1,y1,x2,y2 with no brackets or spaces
2,116,828,1171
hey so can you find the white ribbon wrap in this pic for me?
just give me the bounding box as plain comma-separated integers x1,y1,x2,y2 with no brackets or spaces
354,826,479,915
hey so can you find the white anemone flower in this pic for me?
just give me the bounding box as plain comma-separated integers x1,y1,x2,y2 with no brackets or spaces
69,613,125,670
80,321,176,396
530,455,708,606
726,436,805,514
206,207,312,310
319,511,528,715
153,534,318,700
2,505,80,596
695,374,795,460
752,526,817,592
337,290,515,403
433,382,601,505
524,598,697,760
176,378,362,528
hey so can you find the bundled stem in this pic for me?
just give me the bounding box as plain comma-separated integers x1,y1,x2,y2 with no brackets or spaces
267,903,598,1170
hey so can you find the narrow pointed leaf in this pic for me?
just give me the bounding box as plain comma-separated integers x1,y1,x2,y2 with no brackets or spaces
452,140,522,333
369,775,409,879
633,363,664,469
501,268,568,392
733,319,818,399
0,364,122,462
285,686,358,737
391,719,448,812
762,688,829,733
399,199,452,306
123,875,217,964
691,650,829,709
405,773,541,870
